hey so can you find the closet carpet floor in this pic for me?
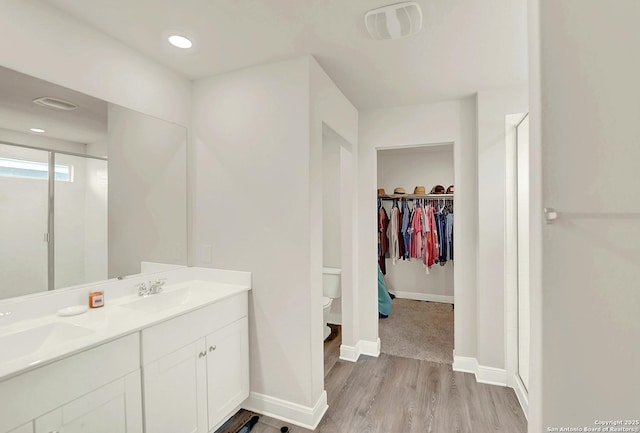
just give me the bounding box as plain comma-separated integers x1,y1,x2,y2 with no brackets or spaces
250,328,527,433
379,298,454,364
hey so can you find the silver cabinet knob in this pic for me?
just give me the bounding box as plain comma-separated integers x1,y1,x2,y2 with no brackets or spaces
198,351,207,358
209,345,217,352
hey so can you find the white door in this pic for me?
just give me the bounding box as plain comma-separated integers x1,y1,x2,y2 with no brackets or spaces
205,317,249,430
538,0,640,420
34,372,142,433
143,340,208,433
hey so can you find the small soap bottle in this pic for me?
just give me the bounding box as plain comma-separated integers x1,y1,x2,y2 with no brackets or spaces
89,291,104,308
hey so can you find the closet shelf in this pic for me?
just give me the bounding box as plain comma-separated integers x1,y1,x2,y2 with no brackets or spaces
379,193,454,200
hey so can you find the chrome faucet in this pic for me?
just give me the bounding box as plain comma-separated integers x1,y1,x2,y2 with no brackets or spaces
136,282,149,296
149,278,166,294
136,279,166,296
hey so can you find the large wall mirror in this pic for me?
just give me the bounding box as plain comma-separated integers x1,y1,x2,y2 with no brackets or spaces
0,66,187,300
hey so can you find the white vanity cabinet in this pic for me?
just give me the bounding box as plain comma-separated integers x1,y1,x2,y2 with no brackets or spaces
34,371,142,433
141,292,249,433
205,318,249,428
0,334,142,433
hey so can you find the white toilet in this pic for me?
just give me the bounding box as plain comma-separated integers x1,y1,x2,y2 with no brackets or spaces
322,267,342,340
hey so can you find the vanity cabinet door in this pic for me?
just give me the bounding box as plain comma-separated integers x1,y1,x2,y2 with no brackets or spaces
143,339,208,433
34,371,142,433
205,317,249,430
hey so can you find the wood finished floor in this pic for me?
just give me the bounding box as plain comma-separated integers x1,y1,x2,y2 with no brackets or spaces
252,327,527,433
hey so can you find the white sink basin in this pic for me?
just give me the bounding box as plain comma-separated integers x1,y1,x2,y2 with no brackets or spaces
0,323,94,364
120,286,203,313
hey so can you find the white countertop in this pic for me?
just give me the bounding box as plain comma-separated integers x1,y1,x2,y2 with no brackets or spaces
0,267,251,381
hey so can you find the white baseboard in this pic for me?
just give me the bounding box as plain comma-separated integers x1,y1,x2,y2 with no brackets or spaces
359,338,381,357
339,344,360,362
452,354,478,374
477,365,508,386
243,390,328,430
339,339,380,362
391,291,454,304
452,355,508,386
512,373,529,420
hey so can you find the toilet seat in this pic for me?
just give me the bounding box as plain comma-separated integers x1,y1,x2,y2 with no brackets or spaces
322,296,332,309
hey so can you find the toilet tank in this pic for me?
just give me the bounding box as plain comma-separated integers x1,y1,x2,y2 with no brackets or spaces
322,267,342,298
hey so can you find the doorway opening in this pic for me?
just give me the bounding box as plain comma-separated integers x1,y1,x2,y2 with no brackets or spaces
321,124,354,377
375,143,455,364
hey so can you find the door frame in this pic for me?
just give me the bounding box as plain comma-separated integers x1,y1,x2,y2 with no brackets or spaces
504,113,529,418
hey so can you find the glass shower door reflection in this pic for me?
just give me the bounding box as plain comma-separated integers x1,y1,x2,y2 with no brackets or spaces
0,144,49,298
54,153,108,289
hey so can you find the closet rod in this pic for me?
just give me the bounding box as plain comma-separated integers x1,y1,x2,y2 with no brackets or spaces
379,193,454,200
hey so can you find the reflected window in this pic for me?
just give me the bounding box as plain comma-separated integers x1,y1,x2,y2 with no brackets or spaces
0,157,73,181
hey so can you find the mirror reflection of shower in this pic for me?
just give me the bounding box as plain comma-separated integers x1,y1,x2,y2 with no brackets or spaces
0,142,108,297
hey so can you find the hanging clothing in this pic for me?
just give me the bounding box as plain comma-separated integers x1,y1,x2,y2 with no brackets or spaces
410,204,423,260
446,213,454,260
387,204,400,265
397,204,406,260
376,196,454,273
426,204,438,267
437,211,447,264
378,206,389,274
401,201,411,260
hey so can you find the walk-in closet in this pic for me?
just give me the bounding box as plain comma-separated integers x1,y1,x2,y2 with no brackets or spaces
376,144,455,364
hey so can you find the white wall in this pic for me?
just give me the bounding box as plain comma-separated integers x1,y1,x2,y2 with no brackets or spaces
191,56,357,426
377,145,454,301
54,152,88,289
192,57,314,409
531,0,640,429
0,0,190,127
83,150,108,283
0,128,87,155
359,99,478,359
322,133,342,269
476,86,528,370
108,104,187,278
309,58,358,405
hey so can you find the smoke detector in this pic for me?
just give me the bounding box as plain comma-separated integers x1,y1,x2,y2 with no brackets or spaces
33,96,78,111
364,2,423,40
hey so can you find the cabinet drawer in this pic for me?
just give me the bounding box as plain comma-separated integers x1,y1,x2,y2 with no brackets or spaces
141,292,247,364
0,333,139,433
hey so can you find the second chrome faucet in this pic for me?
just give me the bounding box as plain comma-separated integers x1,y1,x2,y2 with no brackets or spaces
136,278,166,296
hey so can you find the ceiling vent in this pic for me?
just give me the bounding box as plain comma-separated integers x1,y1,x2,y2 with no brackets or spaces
365,2,423,40
33,96,78,111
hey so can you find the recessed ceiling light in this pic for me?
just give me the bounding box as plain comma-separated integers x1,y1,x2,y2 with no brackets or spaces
30,128,46,133
168,35,193,49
